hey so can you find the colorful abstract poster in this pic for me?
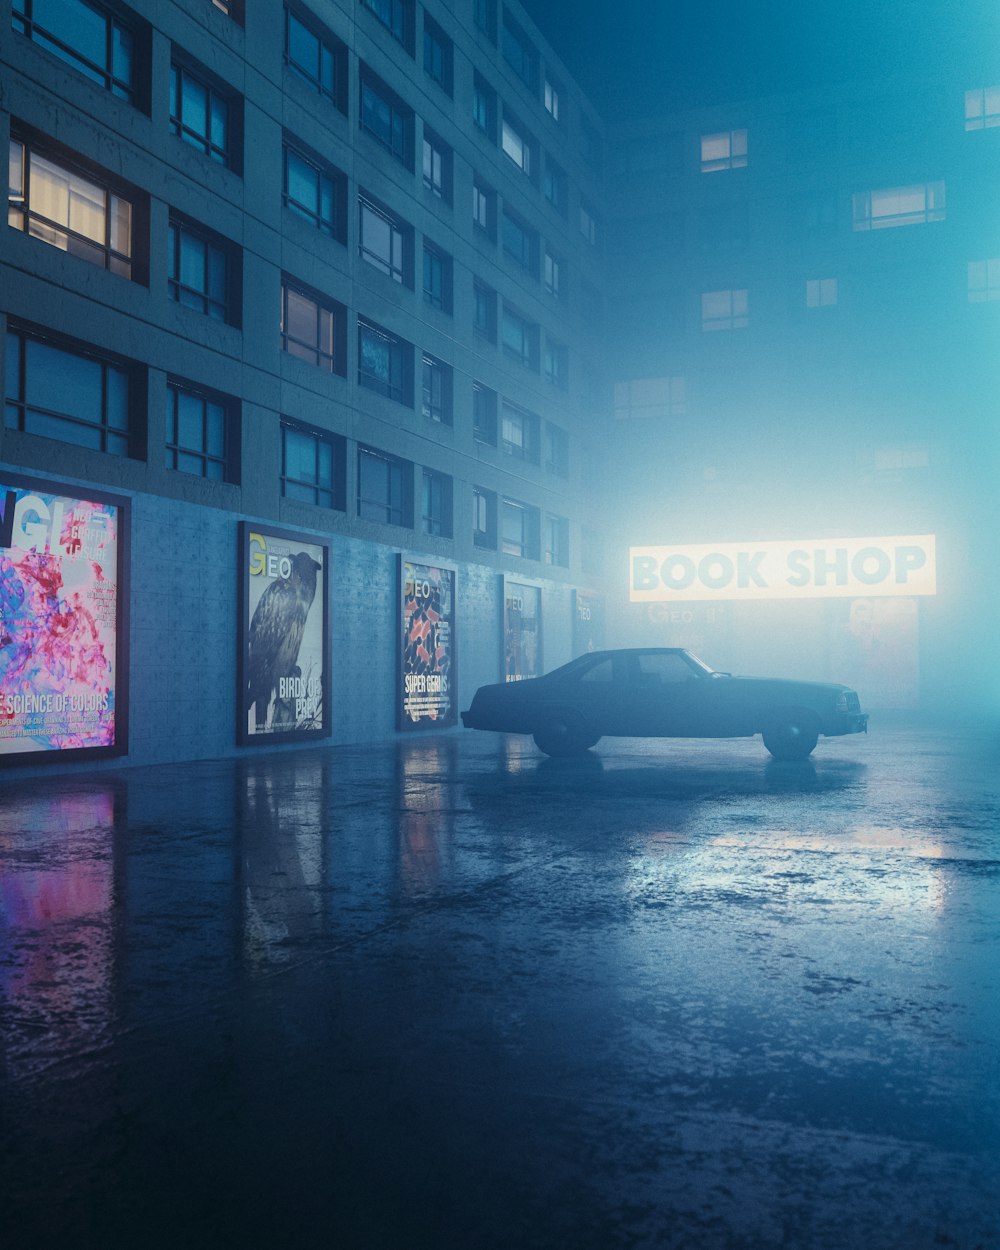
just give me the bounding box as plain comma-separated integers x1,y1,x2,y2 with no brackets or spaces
503,580,541,683
240,525,330,744
573,591,605,657
399,558,456,730
0,478,125,758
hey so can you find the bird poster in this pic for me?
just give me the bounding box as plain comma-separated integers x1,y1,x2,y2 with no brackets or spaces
0,476,124,758
240,524,329,743
398,558,456,730
503,579,541,683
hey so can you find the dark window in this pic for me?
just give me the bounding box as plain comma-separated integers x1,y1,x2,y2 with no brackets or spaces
281,417,346,510
473,381,497,444
472,175,496,239
358,318,411,405
501,304,536,369
422,468,452,537
421,353,452,424
284,7,344,109
543,513,569,567
422,242,451,312
359,194,411,284
13,0,137,103
544,338,567,388
358,446,412,526
473,72,496,141
211,0,243,19
360,72,412,167
473,486,497,548
423,14,452,94
5,325,134,456
543,248,562,299
281,280,345,373
502,209,537,277
284,140,345,240
360,0,412,51
543,157,567,215
501,497,538,560
165,379,234,481
169,59,235,167
474,281,497,343
473,0,496,40
544,422,568,476
502,15,536,90
8,136,136,279
422,128,452,201
168,215,235,322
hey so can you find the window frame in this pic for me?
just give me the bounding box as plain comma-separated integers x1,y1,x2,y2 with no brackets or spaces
280,416,346,511
852,182,946,231
357,445,413,527
13,0,139,104
421,353,452,424
421,466,453,538
701,288,749,332
473,381,497,445
501,400,539,463
700,128,748,173
422,241,452,313
169,57,237,169
284,6,345,111
283,138,346,242
359,71,412,168
422,13,453,95
165,377,236,482
358,317,412,406
359,193,412,285
280,278,345,374
167,212,236,323
473,485,497,549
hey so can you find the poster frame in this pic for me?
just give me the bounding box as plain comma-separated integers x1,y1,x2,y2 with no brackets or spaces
501,575,543,683
0,470,130,765
396,554,458,732
238,521,331,747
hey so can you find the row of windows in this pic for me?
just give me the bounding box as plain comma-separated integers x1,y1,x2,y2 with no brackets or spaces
3,322,573,563
11,0,603,248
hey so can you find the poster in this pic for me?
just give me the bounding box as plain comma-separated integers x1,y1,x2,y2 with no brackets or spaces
503,579,541,682
398,558,456,729
0,475,126,759
239,524,330,744
573,590,605,656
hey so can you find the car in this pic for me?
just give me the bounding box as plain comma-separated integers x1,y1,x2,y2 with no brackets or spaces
461,647,868,761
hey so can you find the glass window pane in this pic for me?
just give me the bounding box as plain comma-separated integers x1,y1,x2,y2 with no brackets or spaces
181,74,208,136
285,288,317,345
30,408,102,449
175,391,204,449
25,339,102,423
5,333,21,400
179,232,206,291
107,366,129,430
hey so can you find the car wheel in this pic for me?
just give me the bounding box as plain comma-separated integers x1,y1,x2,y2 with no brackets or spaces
532,713,593,757
762,712,819,761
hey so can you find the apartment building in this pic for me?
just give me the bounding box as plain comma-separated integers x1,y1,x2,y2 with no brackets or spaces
0,0,610,768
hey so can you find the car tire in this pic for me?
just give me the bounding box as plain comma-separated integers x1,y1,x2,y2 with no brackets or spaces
532,713,593,757
762,712,820,761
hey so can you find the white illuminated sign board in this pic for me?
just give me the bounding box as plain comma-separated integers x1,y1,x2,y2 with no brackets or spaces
630,535,937,603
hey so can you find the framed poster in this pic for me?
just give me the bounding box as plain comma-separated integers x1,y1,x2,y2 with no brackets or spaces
239,523,330,745
502,578,541,682
573,590,605,657
398,557,457,730
1,473,128,762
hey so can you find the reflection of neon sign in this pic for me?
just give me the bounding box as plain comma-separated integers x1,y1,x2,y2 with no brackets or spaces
630,535,937,602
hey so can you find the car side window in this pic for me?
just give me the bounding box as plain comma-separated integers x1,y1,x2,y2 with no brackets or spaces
633,653,695,685
578,658,613,683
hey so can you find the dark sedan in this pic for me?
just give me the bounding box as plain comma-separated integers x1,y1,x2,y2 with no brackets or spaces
461,648,868,760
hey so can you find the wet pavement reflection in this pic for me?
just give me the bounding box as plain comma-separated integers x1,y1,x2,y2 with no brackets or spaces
1,727,999,1249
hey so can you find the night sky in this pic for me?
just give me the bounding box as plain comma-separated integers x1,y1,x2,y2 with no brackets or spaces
521,0,1000,115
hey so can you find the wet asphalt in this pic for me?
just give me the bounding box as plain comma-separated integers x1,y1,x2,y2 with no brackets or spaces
1,723,999,1250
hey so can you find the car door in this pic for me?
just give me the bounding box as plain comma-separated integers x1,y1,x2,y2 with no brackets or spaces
621,651,710,737
547,654,634,737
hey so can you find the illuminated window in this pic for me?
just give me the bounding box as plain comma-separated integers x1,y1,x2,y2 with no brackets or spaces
964,87,1000,130
281,418,346,510
701,129,747,172
358,318,412,405
422,129,451,200
473,487,497,549
543,514,569,567
613,377,685,419
852,182,945,230
473,382,497,445
5,324,132,455
285,8,344,109
421,468,452,537
544,77,560,122
806,277,838,308
168,216,235,322
170,59,235,167
701,289,748,331
166,379,234,481
8,137,135,278
281,280,344,373
968,259,1000,302
501,401,538,461
421,353,452,424
359,194,411,284
502,115,533,177
13,0,137,103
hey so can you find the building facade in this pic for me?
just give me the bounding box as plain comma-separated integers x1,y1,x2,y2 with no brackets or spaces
1,0,610,770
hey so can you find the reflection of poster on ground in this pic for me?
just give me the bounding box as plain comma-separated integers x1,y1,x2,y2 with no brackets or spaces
398,558,457,730
240,524,329,744
503,580,541,682
827,597,920,709
1,476,126,759
573,591,605,656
